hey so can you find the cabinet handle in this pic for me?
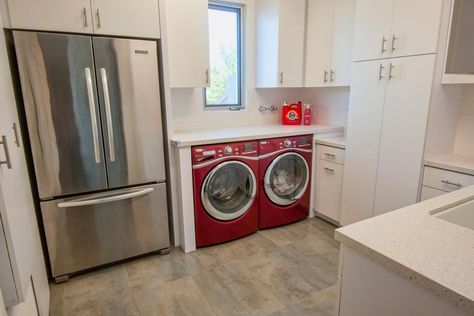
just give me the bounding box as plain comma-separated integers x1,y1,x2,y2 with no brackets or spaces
12,123,20,147
324,153,336,158
441,180,462,188
388,63,395,80
391,34,397,53
378,64,385,81
323,167,335,173
0,136,12,169
323,70,328,84
381,36,387,54
330,70,335,83
82,7,88,28
96,9,101,28
205,69,210,85
279,72,284,85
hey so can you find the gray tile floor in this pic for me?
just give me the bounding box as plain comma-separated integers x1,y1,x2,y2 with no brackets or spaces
50,218,340,316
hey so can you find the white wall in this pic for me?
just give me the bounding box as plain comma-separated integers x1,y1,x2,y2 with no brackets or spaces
453,87,474,156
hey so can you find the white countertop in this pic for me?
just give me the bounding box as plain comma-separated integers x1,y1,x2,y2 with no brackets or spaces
425,154,474,176
315,136,346,149
335,186,474,313
171,124,344,147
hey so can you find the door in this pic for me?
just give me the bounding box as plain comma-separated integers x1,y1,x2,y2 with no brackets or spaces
41,183,169,278
277,0,306,87
201,161,257,221
93,37,166,188
373,55,436,216
14,31,107,199
340,59,388,226
264,152,310,206
352,0,394,62
91,0,160,38
8,0,93,33
316,160,344,222
165,0,210,87
390,0,443,58
330,0,355,86
304,0,334,87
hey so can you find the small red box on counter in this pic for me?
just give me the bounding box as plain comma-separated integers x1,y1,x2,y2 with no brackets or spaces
281,102,302,125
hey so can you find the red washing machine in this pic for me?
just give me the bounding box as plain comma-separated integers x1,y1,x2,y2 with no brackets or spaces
259,135,313,229
192,141,259,247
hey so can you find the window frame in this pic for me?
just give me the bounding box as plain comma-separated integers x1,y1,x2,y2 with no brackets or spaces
204,3,244,110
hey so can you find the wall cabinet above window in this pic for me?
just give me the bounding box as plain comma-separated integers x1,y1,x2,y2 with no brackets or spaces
6,0,160,38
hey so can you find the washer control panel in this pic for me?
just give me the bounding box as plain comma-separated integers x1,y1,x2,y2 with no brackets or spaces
192,141,258,165
259,135,313,154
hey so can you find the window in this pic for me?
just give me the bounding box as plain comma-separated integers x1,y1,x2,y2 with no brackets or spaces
205,4,242,108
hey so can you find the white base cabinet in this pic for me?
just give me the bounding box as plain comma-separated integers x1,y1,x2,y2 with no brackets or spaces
419,166,474,201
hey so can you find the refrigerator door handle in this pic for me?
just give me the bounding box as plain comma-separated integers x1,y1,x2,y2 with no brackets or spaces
100,68,115,162
85,67,101,163
57,187,154,208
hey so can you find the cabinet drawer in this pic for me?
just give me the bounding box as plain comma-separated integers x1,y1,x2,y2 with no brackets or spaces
420,186,446,202
315,160,344,223
423,167,474,192
317,145,345,164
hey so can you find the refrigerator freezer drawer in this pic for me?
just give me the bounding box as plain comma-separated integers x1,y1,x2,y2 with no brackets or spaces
41,183,169,278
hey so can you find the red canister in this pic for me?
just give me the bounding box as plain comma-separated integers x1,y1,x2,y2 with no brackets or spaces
282,101,302,125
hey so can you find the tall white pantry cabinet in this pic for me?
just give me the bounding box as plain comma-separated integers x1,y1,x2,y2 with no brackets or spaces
340,0,444,225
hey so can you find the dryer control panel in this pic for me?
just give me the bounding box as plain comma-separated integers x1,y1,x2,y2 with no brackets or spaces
192,141,258,165
259,135,313,155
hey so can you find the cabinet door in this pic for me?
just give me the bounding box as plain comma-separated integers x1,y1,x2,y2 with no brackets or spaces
91,0,160,38
390,0,443,58
340,59,388,226
304,0,334,87
420,186,446,202
373,55,436,216
316,160,344,222
278,0,306,87
165,0,210,88
7,0,93,33
352,0,394,62
331,0,355,86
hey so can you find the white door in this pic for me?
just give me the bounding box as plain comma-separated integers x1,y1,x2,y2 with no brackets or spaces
91,0,160,38
373,54,436,216
304,0,334,87
165,0,210,88
316,160,344,222
352,0,394,62
390,0,443,58
277,0,307,87
7,0,93,33
340,59,388,226
330,0,355,86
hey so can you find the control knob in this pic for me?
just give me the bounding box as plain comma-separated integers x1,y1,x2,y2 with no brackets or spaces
284,139,292,148
224,146,233,155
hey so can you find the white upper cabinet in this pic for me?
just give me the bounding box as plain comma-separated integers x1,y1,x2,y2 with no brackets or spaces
91,0,160,38
305,0,355,87
6,0,160,38
256,0,306,88
7,0,94,33
353,0,442,61
164,0,210,88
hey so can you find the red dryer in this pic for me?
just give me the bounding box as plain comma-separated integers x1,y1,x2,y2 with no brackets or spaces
258,135,313,229
192,141,259,247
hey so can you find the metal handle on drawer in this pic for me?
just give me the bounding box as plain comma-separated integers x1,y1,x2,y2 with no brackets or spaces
378,64,385,81
330,70,335,83
324,70,328,83
279,71,284,84
57,188,154,208
441,180,462,188
324,153,336,158
82,7,88,28
323,167,335,173
96,9,101,28
389,63,395,80
381,36,387,54
85,67,101,163
391,34,397,53
100,68,115,162
12,123,20,147
0,136,12,169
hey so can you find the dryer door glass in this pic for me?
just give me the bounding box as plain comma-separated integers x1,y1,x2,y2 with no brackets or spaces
202,161,257,221
264,152,309,206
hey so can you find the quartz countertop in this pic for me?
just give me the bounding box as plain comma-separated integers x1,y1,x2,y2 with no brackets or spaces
314,136,346,149
170,124,344,147
335,186,474,314
425,154,474,176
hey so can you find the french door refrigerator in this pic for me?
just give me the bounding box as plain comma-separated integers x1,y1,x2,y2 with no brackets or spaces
13,31,170,282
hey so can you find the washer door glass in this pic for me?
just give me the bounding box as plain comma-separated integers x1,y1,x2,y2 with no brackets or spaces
264,152,309,206
201,161,257,221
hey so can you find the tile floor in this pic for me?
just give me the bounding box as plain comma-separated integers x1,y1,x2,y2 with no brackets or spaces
50,217,340,316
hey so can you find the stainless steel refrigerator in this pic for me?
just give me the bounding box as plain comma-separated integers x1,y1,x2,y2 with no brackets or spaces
13,31,170,282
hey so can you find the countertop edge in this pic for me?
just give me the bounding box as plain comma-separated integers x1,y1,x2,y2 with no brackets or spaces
314,138,346,150
424,160,474,176
334,230,474,313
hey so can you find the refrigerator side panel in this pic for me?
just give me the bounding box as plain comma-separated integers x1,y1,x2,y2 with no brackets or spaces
13,31,108,199
93,37,166,188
